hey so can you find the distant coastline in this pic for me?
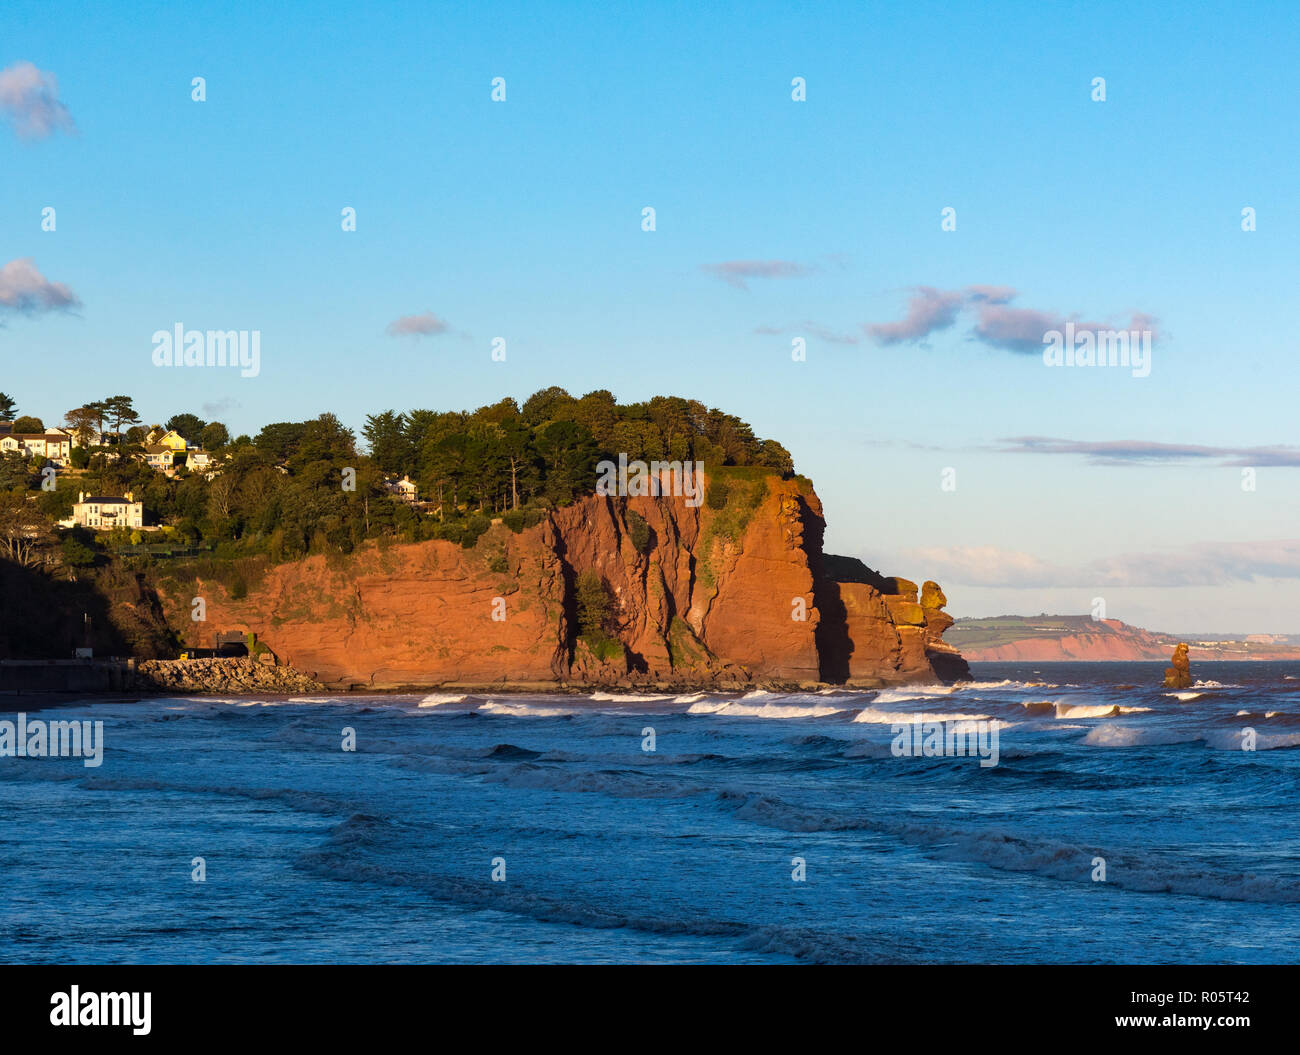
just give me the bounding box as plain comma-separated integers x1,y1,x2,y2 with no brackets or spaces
952,615,1300,662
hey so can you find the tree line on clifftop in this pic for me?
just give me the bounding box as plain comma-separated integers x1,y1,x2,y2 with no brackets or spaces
2,387,795,572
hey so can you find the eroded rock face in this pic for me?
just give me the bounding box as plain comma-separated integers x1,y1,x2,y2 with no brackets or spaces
152,472,969,690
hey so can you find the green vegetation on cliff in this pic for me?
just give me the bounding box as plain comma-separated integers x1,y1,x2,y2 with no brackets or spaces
0,388,797,660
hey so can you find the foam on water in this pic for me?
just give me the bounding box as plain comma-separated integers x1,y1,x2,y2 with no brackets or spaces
418,694,469,707
6,659,1300,964
687,700,850,719
1054,702,1151,719
851,707,995,725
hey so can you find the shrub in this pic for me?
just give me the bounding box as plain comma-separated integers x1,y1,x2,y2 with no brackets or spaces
60,535,97,568
706,476,730,510
461,515,491,549
624,509,651,554
575,570,612,636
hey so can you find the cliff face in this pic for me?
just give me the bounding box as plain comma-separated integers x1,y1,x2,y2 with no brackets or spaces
153,471,969,690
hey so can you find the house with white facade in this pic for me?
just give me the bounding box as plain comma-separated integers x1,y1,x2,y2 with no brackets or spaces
385,475,419,503
185,449,215,472
0,431,73,466
63,492,145,531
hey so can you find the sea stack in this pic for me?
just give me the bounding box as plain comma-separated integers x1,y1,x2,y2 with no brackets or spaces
1163,642,1193,689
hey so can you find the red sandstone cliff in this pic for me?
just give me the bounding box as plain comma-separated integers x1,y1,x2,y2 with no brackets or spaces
153,471,969,690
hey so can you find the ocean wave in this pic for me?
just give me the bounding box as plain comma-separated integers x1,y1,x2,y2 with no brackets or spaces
687,700,849,719
715,789,1300,904
870,686,957,705
1165,692,1205,702
960,679,1045,691
588,691,675,702
1055,702,1151,719
1202,729,1300,751
1081,724,1203,748
418,694,469,707
483,764,693,798
298,831,904,964
477,701,577,718
841,741,895,759
851,707,994,725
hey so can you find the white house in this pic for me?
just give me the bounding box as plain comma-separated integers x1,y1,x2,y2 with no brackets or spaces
0,431,73,466
185,449,214,472
64,492,145,531
142,443,185,473
385,475,419,503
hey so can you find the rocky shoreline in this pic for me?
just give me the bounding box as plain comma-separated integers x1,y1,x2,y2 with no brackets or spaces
133,658,325,695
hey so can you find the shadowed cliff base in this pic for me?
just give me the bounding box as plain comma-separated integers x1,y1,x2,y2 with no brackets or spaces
0,558,175,661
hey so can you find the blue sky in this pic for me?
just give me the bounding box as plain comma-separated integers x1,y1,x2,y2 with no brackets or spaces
3,1,1298,632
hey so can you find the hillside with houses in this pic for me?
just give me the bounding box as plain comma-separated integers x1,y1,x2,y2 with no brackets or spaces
0,387,795,661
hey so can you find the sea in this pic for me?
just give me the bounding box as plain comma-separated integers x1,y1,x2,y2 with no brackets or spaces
3,661,1299,965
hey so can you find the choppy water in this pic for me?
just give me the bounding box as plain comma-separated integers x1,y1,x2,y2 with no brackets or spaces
3,661,1299,964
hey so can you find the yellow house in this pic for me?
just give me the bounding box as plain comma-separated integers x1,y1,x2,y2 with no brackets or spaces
145,428,190,452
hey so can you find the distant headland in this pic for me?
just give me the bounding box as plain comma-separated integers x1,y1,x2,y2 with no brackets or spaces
951,614,1300,662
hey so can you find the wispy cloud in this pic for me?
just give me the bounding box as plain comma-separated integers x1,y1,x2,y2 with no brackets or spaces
0,257,80,316
901,545,1061,588
996,436,1300,467
201,397,241,418
0,61,75,140
865,285,1160,353
754,321,861,345
864,286,964,344
702,259,814,290
386,311,449,338
902,540,1300,589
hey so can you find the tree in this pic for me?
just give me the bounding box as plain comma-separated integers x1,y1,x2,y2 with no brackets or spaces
254,421,307,461
755,438,794,475
0,392,16,419
423,433,471,513
65,405,101,446
293,413,355,468
11,415,44,434
0,451,34,490
536,419,599,504
362,410,410,474
103,395,141,441
87,400,109,437
0,494,54,567
200,422,229,450
166,413,206,443
60,532,98,569
498,419,537,509
521,386,576,427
